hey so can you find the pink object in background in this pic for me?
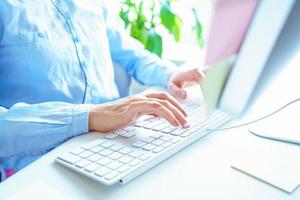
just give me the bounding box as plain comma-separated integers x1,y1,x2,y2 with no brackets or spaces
205,0,258,66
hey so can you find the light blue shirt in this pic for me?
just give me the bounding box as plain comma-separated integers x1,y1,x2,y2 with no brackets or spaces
0,0,176,181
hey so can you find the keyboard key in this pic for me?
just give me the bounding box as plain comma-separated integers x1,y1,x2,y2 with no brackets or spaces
181,131,193,138
115,130,127,136
84,163,101,172
105,133,118,140
75,159,92,168
109,152,123,160
143,120,164,129
131,141,147,148
129,150,144,158
129,159,141,167
190,120,205,128
79,151,93,158
107,161,122,170
161,127,177,133
95,167,111,177
98,149,114,156
90,146,104,153
58,153,81,164
119,147,134,155
101,141,116,148
122,126,136,132
170,138,180,144
110,144,124,152
133,120,150,127
141,137,155,143
105,171,119,180
139,154,152,161
170,128,187,136
97,157,113,166
121,132,136,138
88,154,103,162
142,143,156,151
153,146,164,153
161,142,173,148
152,123,169,131
69,147,85,155
149,133,163,139
119,155,134,164
152,139,165,146
81,138,107,150
160,135,173,142
117,165,130,173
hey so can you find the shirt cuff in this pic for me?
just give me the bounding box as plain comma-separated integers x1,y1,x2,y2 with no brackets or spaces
68,104,93,136
155,60,180,88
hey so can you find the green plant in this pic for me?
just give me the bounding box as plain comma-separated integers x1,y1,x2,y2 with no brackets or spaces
119,0,204,57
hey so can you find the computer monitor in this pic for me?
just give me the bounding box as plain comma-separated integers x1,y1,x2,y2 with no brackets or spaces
203,0,300,116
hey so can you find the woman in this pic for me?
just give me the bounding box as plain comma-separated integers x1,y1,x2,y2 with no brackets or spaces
0,0,203,181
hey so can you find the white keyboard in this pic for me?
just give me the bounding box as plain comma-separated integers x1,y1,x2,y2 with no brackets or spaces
55,99,230,185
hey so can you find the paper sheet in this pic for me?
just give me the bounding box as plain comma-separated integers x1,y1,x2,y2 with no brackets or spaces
231,133,300,193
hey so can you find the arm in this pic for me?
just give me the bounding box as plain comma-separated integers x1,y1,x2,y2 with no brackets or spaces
0,102,91,158
102,4,178,88
102,4,204,99
0,3,4,43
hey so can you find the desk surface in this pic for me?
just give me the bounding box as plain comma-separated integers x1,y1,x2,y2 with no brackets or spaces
1,62,300,200
1,127,300,200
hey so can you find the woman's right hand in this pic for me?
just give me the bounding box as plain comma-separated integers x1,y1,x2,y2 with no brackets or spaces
88,92,189,133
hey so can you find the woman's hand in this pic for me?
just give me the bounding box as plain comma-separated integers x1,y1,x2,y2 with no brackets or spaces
167,68,206,99
89,92,188,132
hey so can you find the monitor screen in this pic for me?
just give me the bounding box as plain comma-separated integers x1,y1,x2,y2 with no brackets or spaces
204,0,258,66
201,0,297,116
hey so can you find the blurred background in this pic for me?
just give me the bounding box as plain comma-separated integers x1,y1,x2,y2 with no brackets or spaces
113,0,215,93
117,0,215,65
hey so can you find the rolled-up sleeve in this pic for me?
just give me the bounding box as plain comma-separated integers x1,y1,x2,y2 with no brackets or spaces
0,102,91,158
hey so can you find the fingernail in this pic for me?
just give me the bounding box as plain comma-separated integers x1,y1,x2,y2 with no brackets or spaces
183,122,190,128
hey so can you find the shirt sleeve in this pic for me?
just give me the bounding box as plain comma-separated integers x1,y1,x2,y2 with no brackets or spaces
102,3,179,88
0,102,91,158
0,4,4,43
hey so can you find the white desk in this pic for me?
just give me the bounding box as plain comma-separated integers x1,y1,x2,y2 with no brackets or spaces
1,126,300,200
1,62,300,200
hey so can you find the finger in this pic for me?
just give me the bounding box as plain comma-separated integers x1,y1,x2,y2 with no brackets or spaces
176,68,203,85
168,84,187,100
146,92,187,116
156,99,188,127
128,101,180,127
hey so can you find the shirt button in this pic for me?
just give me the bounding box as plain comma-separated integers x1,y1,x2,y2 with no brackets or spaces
73,36,80,43
81,62,87,68
82,46,89,55
38,32,45,38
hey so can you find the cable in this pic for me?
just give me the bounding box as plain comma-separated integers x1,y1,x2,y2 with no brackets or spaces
207,97,300,132
50,0,87,103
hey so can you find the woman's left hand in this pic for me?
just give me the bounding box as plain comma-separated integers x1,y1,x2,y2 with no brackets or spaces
167,68,205,99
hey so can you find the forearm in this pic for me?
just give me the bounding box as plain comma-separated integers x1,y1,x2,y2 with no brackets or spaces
106,24,179,88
